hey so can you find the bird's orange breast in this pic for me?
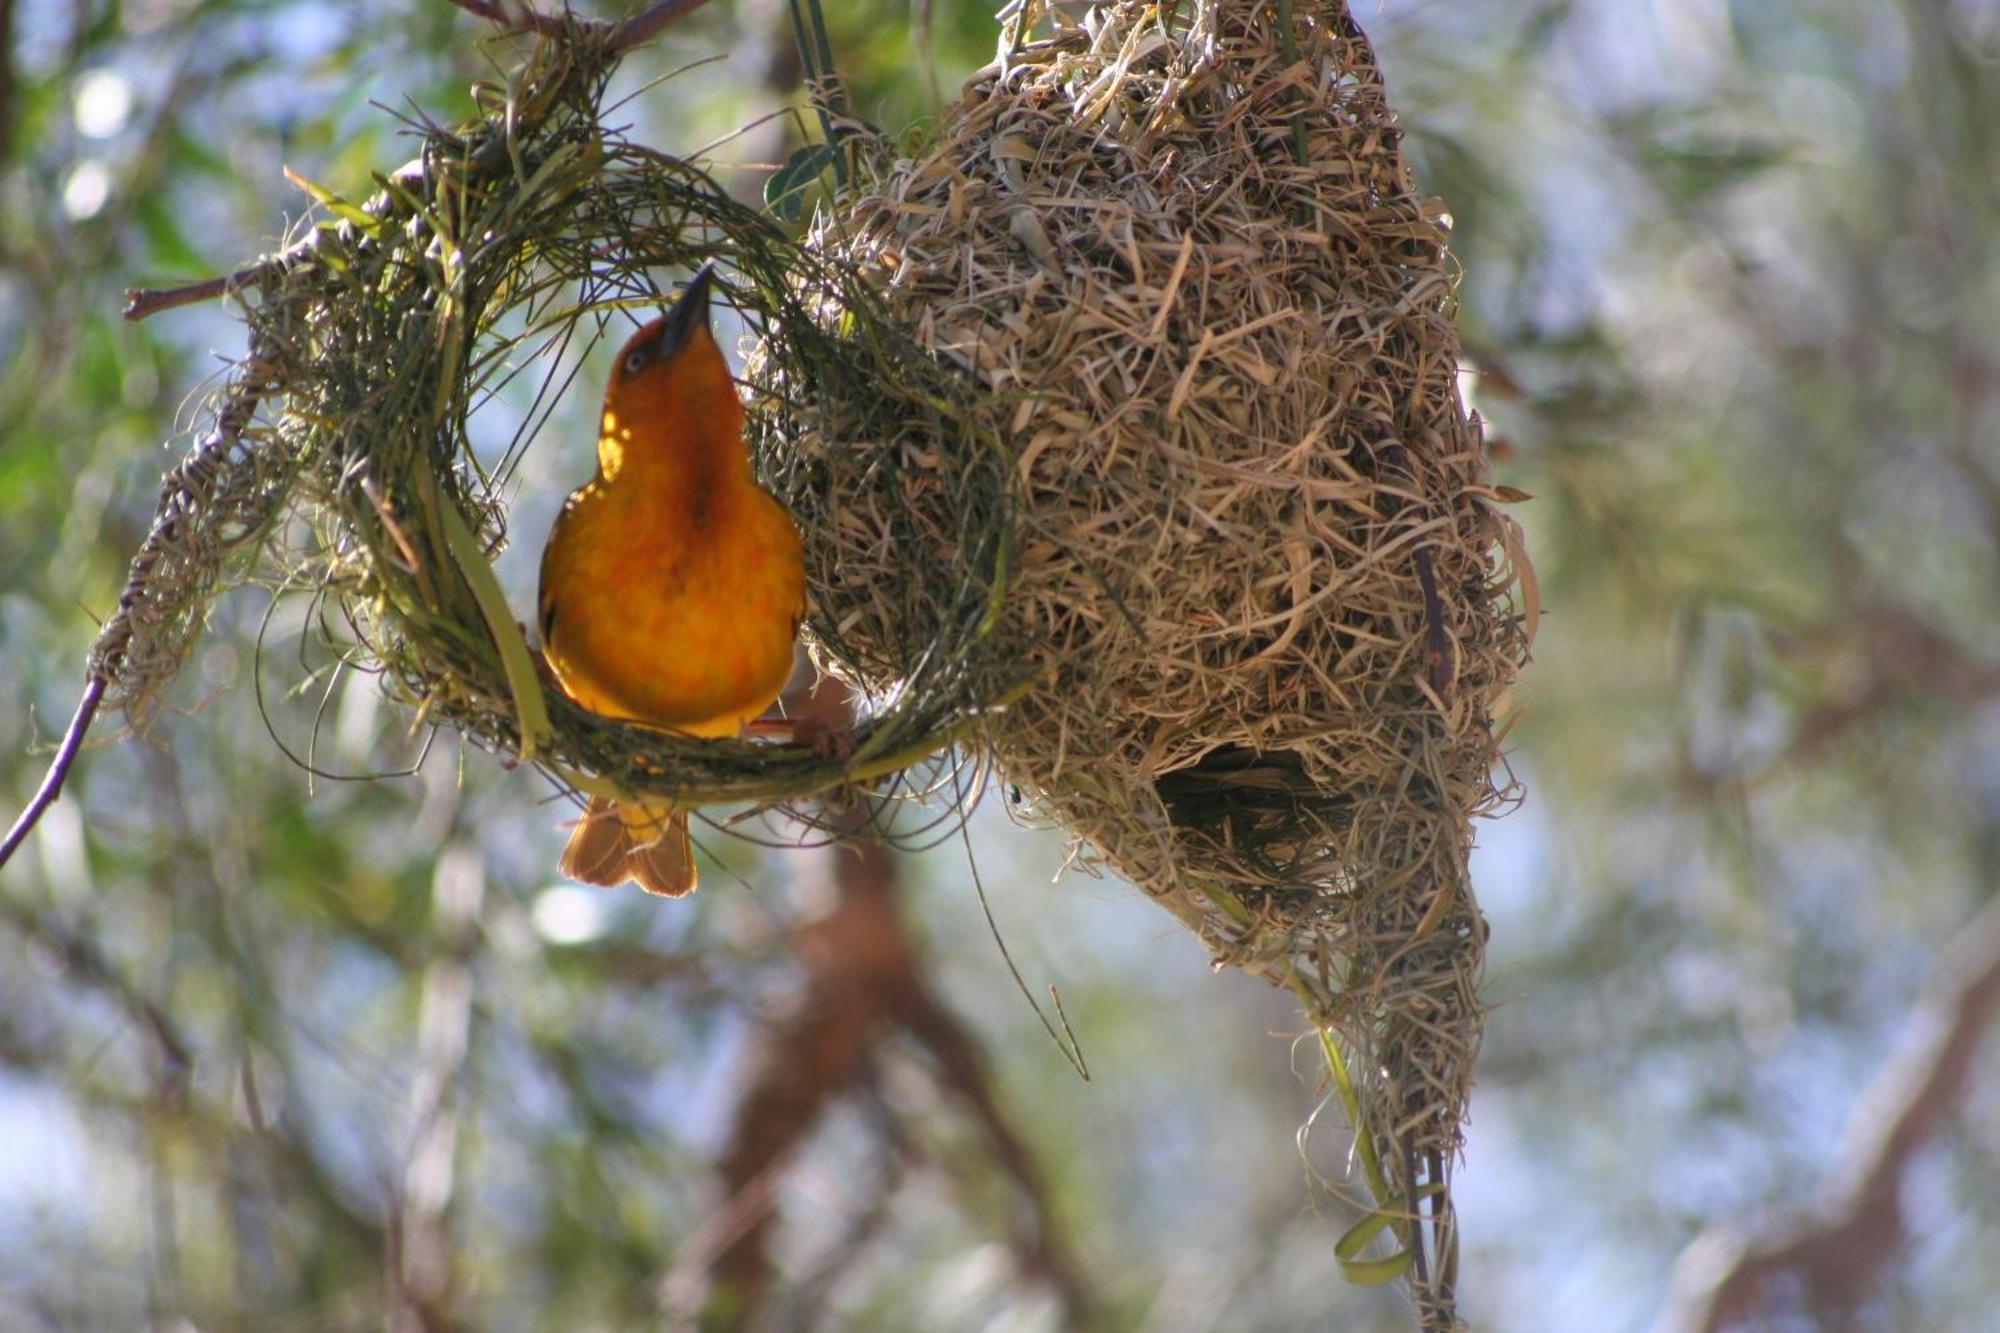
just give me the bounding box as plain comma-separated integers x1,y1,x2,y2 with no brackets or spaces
542,476,803,738
538,327,805,740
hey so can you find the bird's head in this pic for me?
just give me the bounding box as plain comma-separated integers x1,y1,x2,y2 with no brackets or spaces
609,262,721,388
598,263,742,454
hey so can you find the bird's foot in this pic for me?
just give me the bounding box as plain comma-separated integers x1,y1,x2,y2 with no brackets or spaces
745,715,856,765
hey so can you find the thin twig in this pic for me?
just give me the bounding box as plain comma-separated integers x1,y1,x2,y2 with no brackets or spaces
1384,442,1455,698
442,0,716,54
1402,1140,1430,1307
444,0,579,40
958,789,1089,1081
0,678,190,1104
125,272,236,321
124,233,317,322
612,0,716,52
0,675,106,873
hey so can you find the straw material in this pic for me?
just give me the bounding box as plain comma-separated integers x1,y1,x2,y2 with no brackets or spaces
757,1,1533,1314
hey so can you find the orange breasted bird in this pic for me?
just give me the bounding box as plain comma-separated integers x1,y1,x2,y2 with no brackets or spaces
537,264,806,896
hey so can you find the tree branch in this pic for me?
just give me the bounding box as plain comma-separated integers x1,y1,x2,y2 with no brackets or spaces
1659,887,2000,1331
123,229,325,322
612,0,717,51
0,675,106,874
898,967,1093,1317
125,1,715,326
442,0,716,54
445,0,574,39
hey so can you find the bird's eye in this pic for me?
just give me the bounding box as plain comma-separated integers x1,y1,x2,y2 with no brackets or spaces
623,347,649,375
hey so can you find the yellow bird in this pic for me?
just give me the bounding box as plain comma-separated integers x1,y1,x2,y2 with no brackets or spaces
538,264,806,896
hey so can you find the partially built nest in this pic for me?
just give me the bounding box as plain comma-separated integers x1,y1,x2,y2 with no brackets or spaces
89,22,998,812
88,0,1529,1320
756,0,1533,1308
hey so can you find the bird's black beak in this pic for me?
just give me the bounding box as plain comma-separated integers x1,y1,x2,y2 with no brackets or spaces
655,263,716,364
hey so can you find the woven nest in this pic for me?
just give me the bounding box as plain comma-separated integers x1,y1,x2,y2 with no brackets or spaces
754,0,1533,1311
90,22,995,815
88,0,1530,1320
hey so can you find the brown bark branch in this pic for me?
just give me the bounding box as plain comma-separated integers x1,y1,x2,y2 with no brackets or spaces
675,675,906,1318
124,227,327,322
124,267,255,322
663,669,1091,1327
1660,887,2000,1331
895,966,1090,1314
444,0,575,38
611,0,717,51
1676,597,2000,801
126,0,713,326
443,0,715,53
784,1083,908,1325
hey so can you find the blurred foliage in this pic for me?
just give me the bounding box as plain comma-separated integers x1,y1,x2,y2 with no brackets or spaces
2,1,1997,1331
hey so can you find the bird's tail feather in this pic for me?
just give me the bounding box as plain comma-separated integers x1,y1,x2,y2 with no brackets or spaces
560,796,697,897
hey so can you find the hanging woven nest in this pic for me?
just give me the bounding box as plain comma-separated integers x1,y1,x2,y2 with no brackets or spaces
87,0,1530,1322
751,0,1533,1312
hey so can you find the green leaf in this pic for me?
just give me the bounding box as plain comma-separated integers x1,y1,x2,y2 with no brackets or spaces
1332,1186,1442,1286
764,142,834,223
283,165,381,235
1335,1201,1413,1281
436,488,552,762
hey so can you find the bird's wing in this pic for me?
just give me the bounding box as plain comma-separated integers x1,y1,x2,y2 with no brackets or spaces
537,491,581,647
